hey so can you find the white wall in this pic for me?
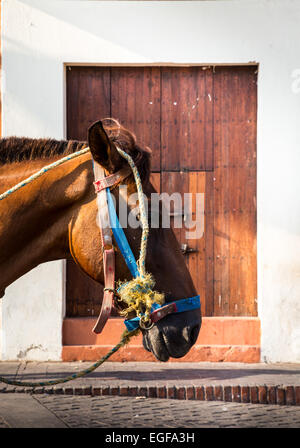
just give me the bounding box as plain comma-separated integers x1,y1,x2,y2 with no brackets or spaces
1,0,300,362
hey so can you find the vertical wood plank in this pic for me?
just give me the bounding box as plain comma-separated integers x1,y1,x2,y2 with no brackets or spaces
161,67,213,171
150,172,161,193
187,172,207,313
66,66,111,317
66,66,111,141
228,67,257,316
213,67,230,316
161,171,207,313
111,67,161,171
205,171,214,316
213,66,257,316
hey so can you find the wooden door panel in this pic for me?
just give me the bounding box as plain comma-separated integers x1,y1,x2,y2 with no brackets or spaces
161,67,213,171
66,262,104,317
213,66,257,316
111,67,161,171
66,66,111,317
150,172,161,193
161,171,208,314
66,66,111,141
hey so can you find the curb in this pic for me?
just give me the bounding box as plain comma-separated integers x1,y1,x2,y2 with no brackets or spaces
1,384,300,406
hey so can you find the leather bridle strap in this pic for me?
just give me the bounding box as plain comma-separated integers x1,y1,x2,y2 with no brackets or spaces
94,166,132,194
92,161,131,334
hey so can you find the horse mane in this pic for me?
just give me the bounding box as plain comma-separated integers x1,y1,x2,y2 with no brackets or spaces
0,137,87,165
0,119,151,183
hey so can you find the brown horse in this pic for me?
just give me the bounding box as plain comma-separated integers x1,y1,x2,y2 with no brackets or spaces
0,119,201,362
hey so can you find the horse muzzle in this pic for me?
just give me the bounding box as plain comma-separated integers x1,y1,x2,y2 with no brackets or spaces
142,310,201,362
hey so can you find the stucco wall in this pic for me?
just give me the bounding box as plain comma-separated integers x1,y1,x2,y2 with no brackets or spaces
1,0,300,362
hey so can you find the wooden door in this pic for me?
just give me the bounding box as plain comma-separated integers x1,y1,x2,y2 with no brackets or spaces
66,65,257,318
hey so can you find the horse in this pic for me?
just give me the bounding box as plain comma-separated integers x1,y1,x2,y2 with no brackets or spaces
0,119,201,362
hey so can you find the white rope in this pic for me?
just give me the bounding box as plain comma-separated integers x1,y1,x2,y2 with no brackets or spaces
115,145,149,278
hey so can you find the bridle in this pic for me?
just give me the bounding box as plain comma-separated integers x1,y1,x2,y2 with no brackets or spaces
92,145,201,334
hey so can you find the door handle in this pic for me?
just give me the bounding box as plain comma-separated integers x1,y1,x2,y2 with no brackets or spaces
181,244,198,255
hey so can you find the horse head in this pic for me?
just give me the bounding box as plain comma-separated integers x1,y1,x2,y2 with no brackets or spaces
0,120,201,362
71,119,201,362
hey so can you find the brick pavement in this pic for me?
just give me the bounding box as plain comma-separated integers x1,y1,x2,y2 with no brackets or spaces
37,395,300,428
1,361,300,405
1,394,300,428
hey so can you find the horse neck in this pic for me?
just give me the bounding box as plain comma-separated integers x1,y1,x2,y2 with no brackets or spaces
0,153,93,294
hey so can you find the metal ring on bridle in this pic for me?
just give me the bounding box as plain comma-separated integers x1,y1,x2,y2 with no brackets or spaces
139,317,154,331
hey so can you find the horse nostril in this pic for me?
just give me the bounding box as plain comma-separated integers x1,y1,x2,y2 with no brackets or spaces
189,324,200,345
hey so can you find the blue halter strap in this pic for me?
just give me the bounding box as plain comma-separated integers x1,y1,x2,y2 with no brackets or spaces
106,188,139,278
106,188,201,330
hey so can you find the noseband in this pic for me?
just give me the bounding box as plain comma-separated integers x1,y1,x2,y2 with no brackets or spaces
92,146,200,334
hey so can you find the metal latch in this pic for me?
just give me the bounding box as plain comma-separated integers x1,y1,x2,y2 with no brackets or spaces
181,244,198,255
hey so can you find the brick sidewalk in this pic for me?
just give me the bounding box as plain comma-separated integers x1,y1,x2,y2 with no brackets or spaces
2,394,300,428
1,361,300,406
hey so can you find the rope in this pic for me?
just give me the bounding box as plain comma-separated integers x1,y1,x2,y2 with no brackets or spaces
0,329,139,388
115,146,149,277
0,147,90,201
115,146,164,326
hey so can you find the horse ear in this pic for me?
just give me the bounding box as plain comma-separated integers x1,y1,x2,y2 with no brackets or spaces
88,120,123,173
